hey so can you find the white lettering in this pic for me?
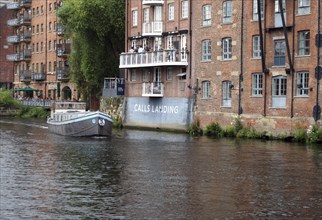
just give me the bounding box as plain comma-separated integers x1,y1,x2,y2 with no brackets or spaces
134,104,179,114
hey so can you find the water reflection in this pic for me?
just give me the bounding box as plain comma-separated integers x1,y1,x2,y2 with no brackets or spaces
0,119,322,219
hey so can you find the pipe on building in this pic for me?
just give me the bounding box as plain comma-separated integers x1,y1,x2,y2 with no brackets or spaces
238,0,244,115
316,0,321,122
290,0,296,118
257,0,267,116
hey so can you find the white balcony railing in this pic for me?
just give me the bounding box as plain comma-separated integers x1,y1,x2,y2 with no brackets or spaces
7,18,20,27
6,2,19,10
6,54,19,61
119,50,188,68
7,35,20,44
142,82,164,97
142,21,163,36
142,0,164,5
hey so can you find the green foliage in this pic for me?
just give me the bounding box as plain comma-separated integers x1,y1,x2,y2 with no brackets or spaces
57,0,125,100
187,119,203,136
293,128,307,143
0,90,20,108
17,106,48,119
236,126,267,139
112,116,123,129
233,117,243,134
224,125,235,137
204,122,224,138
307,125,322,143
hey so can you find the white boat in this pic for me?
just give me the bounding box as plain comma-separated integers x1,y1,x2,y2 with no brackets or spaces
47,101,113,137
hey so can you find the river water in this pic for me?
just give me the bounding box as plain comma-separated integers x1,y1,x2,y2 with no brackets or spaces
0,119,322,219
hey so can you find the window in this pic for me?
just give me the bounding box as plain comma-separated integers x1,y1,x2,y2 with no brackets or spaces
36,25,39,33
222,81,232,107
167,68,173,81
49,3,52,12
41,24,44,32
36,7,39,15
274,0,286,13
142,69,149,82
202,40,211,61
54,40,57,50
202,5,211,26
41,5,44,14
40,42,43,52
222,37,232,60
130,69,136,81
202,81,211,99
298,30,310,56
49,22,52,31
168,3,174,21
272,76,287,107
298,0,310,15
36,43,39,52
132,10,138,27
274,40,286,66
296,72,309,96
48,41,52,50
253,0,264,20
181,0,188,19
53,61,57,71
252,73,263,96
222,0,232,23
253,35,261,58
143,8,149,23
48,62,52,72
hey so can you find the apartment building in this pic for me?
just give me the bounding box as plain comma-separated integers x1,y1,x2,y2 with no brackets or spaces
0,4,14,89
5,0,76,100
120,0,194,130
121,0,322,133
193,0,322,134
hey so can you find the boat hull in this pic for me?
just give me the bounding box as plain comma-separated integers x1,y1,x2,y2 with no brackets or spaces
47,112,113,137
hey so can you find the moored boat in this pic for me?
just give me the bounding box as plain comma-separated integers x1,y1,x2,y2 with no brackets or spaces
47,101,113,137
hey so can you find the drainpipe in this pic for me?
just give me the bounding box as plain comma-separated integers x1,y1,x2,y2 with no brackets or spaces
189,0,192,80
278,0,295,117
125,0,129,85
238,0,244,115
316,0,321,122
291,0,295,118
257,0,268,116
45,0,48,99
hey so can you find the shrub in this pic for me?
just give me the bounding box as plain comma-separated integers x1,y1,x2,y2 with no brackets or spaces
307,124,322,143
0,90,20,108
293,128,307,143
204,122,224,138
112,115,123,129
17,106,48,119
187,119,203,136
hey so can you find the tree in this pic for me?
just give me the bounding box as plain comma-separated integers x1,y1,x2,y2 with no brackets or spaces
57,0,125,101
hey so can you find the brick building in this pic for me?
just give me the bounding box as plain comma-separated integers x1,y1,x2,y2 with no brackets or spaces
121,0,322,134
0,4,14,89
4,0,76,100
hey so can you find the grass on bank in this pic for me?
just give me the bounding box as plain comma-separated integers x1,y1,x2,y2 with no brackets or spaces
187,117,322,144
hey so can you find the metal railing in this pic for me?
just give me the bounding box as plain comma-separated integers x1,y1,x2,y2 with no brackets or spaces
142,82,164,97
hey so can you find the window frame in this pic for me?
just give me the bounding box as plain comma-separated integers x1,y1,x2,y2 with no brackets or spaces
130,69,137,82
222,37,232,60
252,73,263,96
298,30,310,56
168,3,174,21
272,75,287,108
274,39,286,66
298,0,310,15
202,80,211,99
202,4,212,26
181,0,188,19
222,80,232,107
222,0,232,24
202,39,211,61
132,10,138,27
296,71,309,96
253,0,264,21
252,35,261,58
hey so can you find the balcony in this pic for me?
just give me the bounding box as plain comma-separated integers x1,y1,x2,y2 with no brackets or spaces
56,68,70,81
19,49,31,61
19,70,32,82
6,2,19,10
19,0,32,8
32,72,46,81
142,21,163,36
119,50,188,68
142,0,164,5
56,43,71,57
19,13,31,25
7,35,20,44
56,23,65,36
142,82,164,97
19,31,31,42
7,18,20,27
6,54,19,61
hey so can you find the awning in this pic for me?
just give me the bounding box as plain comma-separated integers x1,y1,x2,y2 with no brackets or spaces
15,87,37,91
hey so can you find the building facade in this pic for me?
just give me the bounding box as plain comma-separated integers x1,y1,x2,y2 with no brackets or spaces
5,0,76,100
121,0,194,130
122,0,322,134
0,4,14,89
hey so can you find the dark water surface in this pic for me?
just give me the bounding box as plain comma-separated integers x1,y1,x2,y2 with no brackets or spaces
1,119,322,219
